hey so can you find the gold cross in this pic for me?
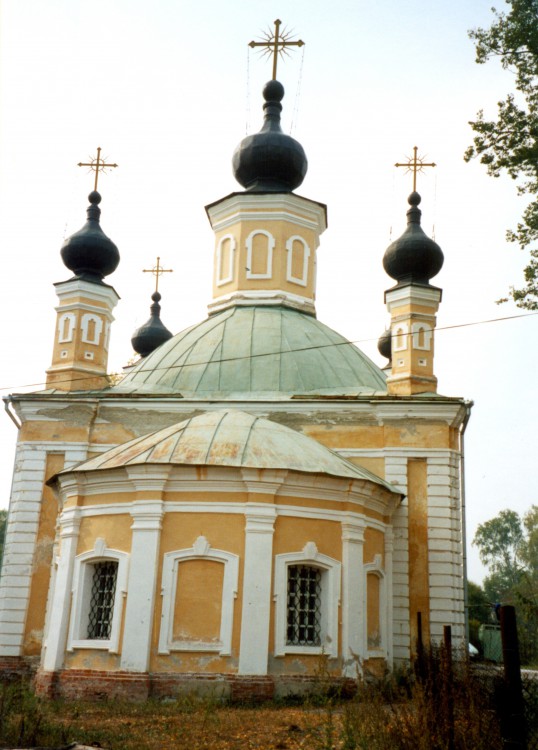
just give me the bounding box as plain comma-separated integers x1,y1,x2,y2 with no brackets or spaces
249,19,304,80
395,146,436,192
78,146,118,192
143,256,173,293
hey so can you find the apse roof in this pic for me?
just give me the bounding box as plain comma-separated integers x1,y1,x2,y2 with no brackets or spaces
113,305,387,398
62,409,400,495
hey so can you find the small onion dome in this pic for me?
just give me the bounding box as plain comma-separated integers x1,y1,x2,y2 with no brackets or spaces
131,291,173,357
378,328,392,363
383,192,444,285
60,191,120,283
232,80,308,192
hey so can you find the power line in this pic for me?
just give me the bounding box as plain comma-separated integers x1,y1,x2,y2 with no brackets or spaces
1,310,536,394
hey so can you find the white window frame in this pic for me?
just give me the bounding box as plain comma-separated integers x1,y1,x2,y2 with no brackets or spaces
67,538,129,653
246,230,275,279
158,536,239,656
285,235,311,287
364,554,386,658
274,542,341,658
58,312,76,343
411,322,432,351
216,234,236,286
392,323,408,352
80,313,103,345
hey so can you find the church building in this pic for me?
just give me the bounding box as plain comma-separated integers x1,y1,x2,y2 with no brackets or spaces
0,59,470,700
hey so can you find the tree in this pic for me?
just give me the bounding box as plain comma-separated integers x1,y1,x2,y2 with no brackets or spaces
473,506,538,663
464,0,538,309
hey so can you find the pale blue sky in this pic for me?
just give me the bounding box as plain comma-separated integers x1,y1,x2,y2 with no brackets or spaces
1,0,536,583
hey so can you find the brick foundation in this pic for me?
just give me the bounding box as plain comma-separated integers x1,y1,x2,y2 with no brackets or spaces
0,656,38,683
32,669,358,703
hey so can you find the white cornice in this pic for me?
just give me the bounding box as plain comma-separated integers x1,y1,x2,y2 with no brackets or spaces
208,288,316,316
385,284,442,310
54,279,120,306
206,193,327,234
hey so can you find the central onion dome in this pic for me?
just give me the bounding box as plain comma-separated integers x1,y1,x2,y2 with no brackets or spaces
232,80,308,192
60,191,120,283
383,192,443,285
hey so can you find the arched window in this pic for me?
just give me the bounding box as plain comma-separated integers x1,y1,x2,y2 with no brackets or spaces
58,312,76,343
411,322,432,351
285,235,310,287
81,314,103,345
158,536,239,656
392,323,408,352
364,555,386,656
67,538,128,653
246,230,275,279
274,542,340,657
216,234,236,286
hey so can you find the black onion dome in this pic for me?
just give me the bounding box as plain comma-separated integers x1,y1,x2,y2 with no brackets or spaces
383,192,444,285
378,328,392,362
60,191,120,283
232,80,308,192
131,292,173,357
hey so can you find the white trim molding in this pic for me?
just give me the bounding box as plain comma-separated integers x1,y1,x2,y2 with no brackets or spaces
58,312,76,343
246,230,274,279
411,322,432,351
67,538,129,653
215,234,236,286
274,542,341,658
159,536,239,656
80,313,103,345
364,554,387,658
285,235,310,287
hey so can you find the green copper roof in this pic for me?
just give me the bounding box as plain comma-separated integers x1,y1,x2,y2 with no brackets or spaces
114,306,387,398
62,409,400,495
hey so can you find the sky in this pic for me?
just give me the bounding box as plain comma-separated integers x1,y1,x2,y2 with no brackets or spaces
0,0,536,584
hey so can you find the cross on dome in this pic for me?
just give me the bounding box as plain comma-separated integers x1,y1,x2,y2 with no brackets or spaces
78,147,118,192
395,146,436,192
143,256,173,293
249,19,305,80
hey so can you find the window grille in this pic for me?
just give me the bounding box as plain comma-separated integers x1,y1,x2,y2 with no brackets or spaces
87,561,118,640
286,565,322,646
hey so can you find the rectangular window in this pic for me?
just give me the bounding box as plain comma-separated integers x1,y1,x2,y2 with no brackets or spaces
87,561,118,640
286,565,322,646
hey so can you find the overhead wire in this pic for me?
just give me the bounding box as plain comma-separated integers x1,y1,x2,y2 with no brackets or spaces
0,309,536,394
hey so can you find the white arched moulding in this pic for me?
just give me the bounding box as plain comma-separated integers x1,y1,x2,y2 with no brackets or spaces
364,554,386,657
411,322,432,351
81,313,103,345
246,230,275,279
58,312,76,343
158,536,239,656
67,538,129,654
285,235,311,287
273,541,341,658
392,323,408,352
216,234,236,286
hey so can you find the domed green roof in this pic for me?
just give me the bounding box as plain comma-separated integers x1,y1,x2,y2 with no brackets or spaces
114,306,386,398
61,409,399,495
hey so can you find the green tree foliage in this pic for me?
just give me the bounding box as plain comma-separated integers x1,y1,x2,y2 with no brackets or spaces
464,0,538,308
473,506,538,663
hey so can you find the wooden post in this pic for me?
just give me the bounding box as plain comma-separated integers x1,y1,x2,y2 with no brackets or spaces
500,605,527,749
443,625,455,750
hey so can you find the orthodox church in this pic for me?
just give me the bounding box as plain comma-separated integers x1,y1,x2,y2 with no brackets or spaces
0,69,470,700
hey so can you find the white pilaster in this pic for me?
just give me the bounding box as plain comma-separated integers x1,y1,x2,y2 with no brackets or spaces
0,444,47,656
238,505,277,675
341,521,364,677
384,528,394,668
42,506,81,671
120,500,164,672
